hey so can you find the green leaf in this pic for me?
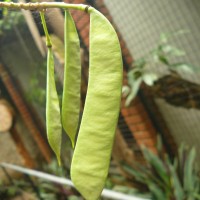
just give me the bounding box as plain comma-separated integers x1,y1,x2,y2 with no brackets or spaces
133,58,146,68
169,164,184,200
160,32,169,43
68,196,81,200
128,68,142,80
7,186,17,196
125,77,143,106
151,49,160,62
142,147,169,186
122,163,152,186
159,55,169,65
148,183,166,200
171,63,194,73
178,144,188,186
122,85,130,97
183,148,196,193
142,73,158,86
173,29,190,37
160,30,190,43
161,45,185,56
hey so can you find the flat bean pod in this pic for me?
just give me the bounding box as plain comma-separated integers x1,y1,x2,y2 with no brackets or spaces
62,10,81,148
71,8,123,200
46,47,62,165
40,12,62,165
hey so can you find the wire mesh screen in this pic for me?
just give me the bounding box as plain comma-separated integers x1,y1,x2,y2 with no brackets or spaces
103,0,200,159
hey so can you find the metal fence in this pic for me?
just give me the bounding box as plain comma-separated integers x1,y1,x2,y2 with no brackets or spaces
103,0,200,161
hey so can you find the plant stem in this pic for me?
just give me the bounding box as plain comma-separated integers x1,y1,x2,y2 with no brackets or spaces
40,11,51,48
0,2,91,12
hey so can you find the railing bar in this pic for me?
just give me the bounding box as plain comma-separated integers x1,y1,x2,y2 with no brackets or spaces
0,163,151,200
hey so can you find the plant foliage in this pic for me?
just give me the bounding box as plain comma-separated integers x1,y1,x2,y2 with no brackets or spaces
0,0,23,35
121,139,200,200
123,30,196,106
0,160,81,200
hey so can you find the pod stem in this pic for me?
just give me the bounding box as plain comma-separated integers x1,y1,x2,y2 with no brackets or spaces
40,11,52,48
0,2,92,13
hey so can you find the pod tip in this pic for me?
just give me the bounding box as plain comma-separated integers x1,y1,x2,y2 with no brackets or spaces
56,155,62,166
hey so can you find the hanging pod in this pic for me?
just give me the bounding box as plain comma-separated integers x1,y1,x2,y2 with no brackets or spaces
71,7,123,200
62,10,81,148
46,47,62,165
40,12,62,165
40,5,122,199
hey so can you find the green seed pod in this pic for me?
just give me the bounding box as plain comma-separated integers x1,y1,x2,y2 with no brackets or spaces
62,10,81,148
40,12,62,165
46,46,62,166
71,8,123,200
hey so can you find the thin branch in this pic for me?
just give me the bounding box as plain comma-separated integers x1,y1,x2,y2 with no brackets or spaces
0,2,91,12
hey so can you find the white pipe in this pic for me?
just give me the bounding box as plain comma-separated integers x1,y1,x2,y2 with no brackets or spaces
0,163,150,200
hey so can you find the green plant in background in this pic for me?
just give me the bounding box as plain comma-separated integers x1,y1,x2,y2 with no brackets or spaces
27,60,63,113
27,61,47,105
0,160,82,200
121,138,200,200
0,180,19,200
123,30,196,106
0,0,23,35
0,11,23,35
37,160,81,200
